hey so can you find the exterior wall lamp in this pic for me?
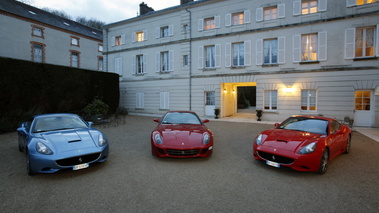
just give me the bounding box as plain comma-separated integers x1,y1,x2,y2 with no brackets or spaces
224,89,227,93
285,86,294,93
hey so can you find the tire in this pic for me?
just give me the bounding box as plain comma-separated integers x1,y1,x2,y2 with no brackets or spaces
26,151,36,176
318,149,329,174
343,136,351,154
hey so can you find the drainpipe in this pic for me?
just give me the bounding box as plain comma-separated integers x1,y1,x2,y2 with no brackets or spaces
186,8,192,111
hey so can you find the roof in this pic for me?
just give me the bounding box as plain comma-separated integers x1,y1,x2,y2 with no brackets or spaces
0,0,102,41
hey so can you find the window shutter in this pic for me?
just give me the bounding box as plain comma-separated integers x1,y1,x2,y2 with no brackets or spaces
318,0,327,12
244,40,251,66
244,10,251,24
225,13,231,27
132,55,136,75
143,30,147,41
143,54,148,73
156,52,160,72
293,1,301,16
278,4,285,18
345,28,355,59
256,39,263,65
198,19,204,31
155,27,160,38
169,50,174,71
293,34,301,62
215,16,221,28
111,36,115,46
198,46,204,69
115,57,122,75
256,7,263,22
160,92,169,110
136,92,144,109
376,24,379,57
346,0,356,7
215,44,221,68
169,25,174,36
132,32,135,43
121,34,126,44
225,43,231,67
318,31,327,61
278,37,286,64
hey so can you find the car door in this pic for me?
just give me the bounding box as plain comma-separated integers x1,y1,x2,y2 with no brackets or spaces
327,121,343,160
17,120,32,151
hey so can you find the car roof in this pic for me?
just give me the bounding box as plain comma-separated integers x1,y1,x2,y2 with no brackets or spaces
32,113,79,119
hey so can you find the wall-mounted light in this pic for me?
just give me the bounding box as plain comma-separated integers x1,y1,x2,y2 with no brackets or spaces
285,86,294,93
232,90,236,94
223,89,227,93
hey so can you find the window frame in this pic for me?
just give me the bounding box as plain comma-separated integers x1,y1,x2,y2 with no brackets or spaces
264,90,278,111
70,51,80,68
204,17,215,30
264,6,278,21
301,0,318,15
136,31,144,42
31,42,45,63
136,54,145,74
301,33,318,62
263,39,278,64
232,42,245,66
205,45,216,68
205,91,216,106
355,26,376,58
232,12,244,25
301,89,317,111
70,36,80,47
31,25,44,38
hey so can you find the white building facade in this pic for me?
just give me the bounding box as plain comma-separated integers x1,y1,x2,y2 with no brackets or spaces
103,0,379,127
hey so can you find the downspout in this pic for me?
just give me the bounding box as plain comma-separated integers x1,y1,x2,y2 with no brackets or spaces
185,8,192,111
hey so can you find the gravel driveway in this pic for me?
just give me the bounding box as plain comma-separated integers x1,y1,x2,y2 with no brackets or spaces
1,115,378,213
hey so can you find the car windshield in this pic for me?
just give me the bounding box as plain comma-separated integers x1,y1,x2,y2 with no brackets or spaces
32,115,88,133
278,117,328,135
161,112,201,125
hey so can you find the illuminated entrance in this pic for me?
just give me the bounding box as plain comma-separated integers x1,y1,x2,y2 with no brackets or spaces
220,82,256,118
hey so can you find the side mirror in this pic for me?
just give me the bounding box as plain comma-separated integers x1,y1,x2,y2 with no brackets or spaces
202,119,210,123
153,118,160,123
274,123,280,128
17,127,26,133
88,121,94,127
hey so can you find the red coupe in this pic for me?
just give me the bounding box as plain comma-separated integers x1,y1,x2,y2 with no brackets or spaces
151,111,213,158
253,115,351,174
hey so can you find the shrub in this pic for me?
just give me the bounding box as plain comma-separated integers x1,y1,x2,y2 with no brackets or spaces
83,99,109,118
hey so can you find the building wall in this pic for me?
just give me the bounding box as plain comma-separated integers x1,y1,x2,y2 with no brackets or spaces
0,11,103,70
105,0,379,127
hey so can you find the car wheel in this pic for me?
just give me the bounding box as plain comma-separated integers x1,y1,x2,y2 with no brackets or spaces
318,149,329,174
26,151,35,176
18,143,23,152
343,136,351,154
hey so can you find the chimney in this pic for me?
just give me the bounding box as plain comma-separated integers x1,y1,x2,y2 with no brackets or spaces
181,0,194,5
139,2,154,16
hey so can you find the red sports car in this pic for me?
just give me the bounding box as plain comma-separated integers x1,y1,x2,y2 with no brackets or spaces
253,115,351,174
151,111,213,158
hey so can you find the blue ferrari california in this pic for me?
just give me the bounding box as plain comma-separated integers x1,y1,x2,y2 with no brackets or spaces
17,113,109,175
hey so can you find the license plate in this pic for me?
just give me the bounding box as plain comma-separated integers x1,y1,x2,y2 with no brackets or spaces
266,160,280,168
73,163,89,171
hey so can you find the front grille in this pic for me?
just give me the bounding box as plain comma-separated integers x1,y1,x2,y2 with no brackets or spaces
56,153,101,166
166,149,200,156
257,151,294,164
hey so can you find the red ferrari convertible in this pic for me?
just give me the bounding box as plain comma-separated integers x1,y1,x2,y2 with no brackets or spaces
253,115,351,174
151,111,213,158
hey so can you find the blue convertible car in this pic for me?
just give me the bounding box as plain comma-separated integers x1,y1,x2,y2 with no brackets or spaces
17,113,109,175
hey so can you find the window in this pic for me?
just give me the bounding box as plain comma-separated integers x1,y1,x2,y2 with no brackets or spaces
302,0,318,14
264,90,278,110
183,55,189,66
136,55,145,74
356,0,377,5
264,39,278,64
161,51,169,72
183,24,189,32
156,51,174,72
32,26,44,38
160,92,170,110
264,6,278,20
301,34,318,61
301,90,317,111
71,36,79,46
233,43,244,66
161,26,169,37
98,57,103,71
232,12,244,25
204,17,215,30
355,27,375,58
115,36,122,46
32,43,44,62
205,91,215,105
136,31,144,42
205,46,216,68
98,44,103,52
355,91,371,111
70,51,80,67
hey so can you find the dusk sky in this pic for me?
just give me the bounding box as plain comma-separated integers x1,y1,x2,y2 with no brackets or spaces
30,0,180,24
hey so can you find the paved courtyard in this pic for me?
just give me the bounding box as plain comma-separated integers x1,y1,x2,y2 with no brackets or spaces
1,115,378,213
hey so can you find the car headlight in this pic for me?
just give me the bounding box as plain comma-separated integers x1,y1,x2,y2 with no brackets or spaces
98,134,107,147
298,142,317,154
36,142,53,155
203,133,210,144
153,133,163,144
255,134,263,145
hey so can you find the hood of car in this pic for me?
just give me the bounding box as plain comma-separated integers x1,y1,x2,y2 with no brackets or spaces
37,129,97,153
157,124,208,147
260,129,322,152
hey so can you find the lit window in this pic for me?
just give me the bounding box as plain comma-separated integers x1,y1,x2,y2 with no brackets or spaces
357,0,377,5
301,34,318,61
232,12,244,25
115,36,121,46
355,27,375,58
355,91,371,111
204,17,215,30
264,6,278,20
301,90,317,111
264,90,278,110
233,43,244,66
136,31,144,42
302,0,318,15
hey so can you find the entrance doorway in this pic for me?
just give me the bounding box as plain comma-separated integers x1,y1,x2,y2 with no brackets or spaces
237,86,256,113
354,90,373,127
220,82,256,117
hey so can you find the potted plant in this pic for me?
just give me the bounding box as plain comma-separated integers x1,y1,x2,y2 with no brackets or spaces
256,109,263,121
214,108,220,119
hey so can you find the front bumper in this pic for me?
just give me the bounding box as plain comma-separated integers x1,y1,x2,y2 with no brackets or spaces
152,143,213,158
